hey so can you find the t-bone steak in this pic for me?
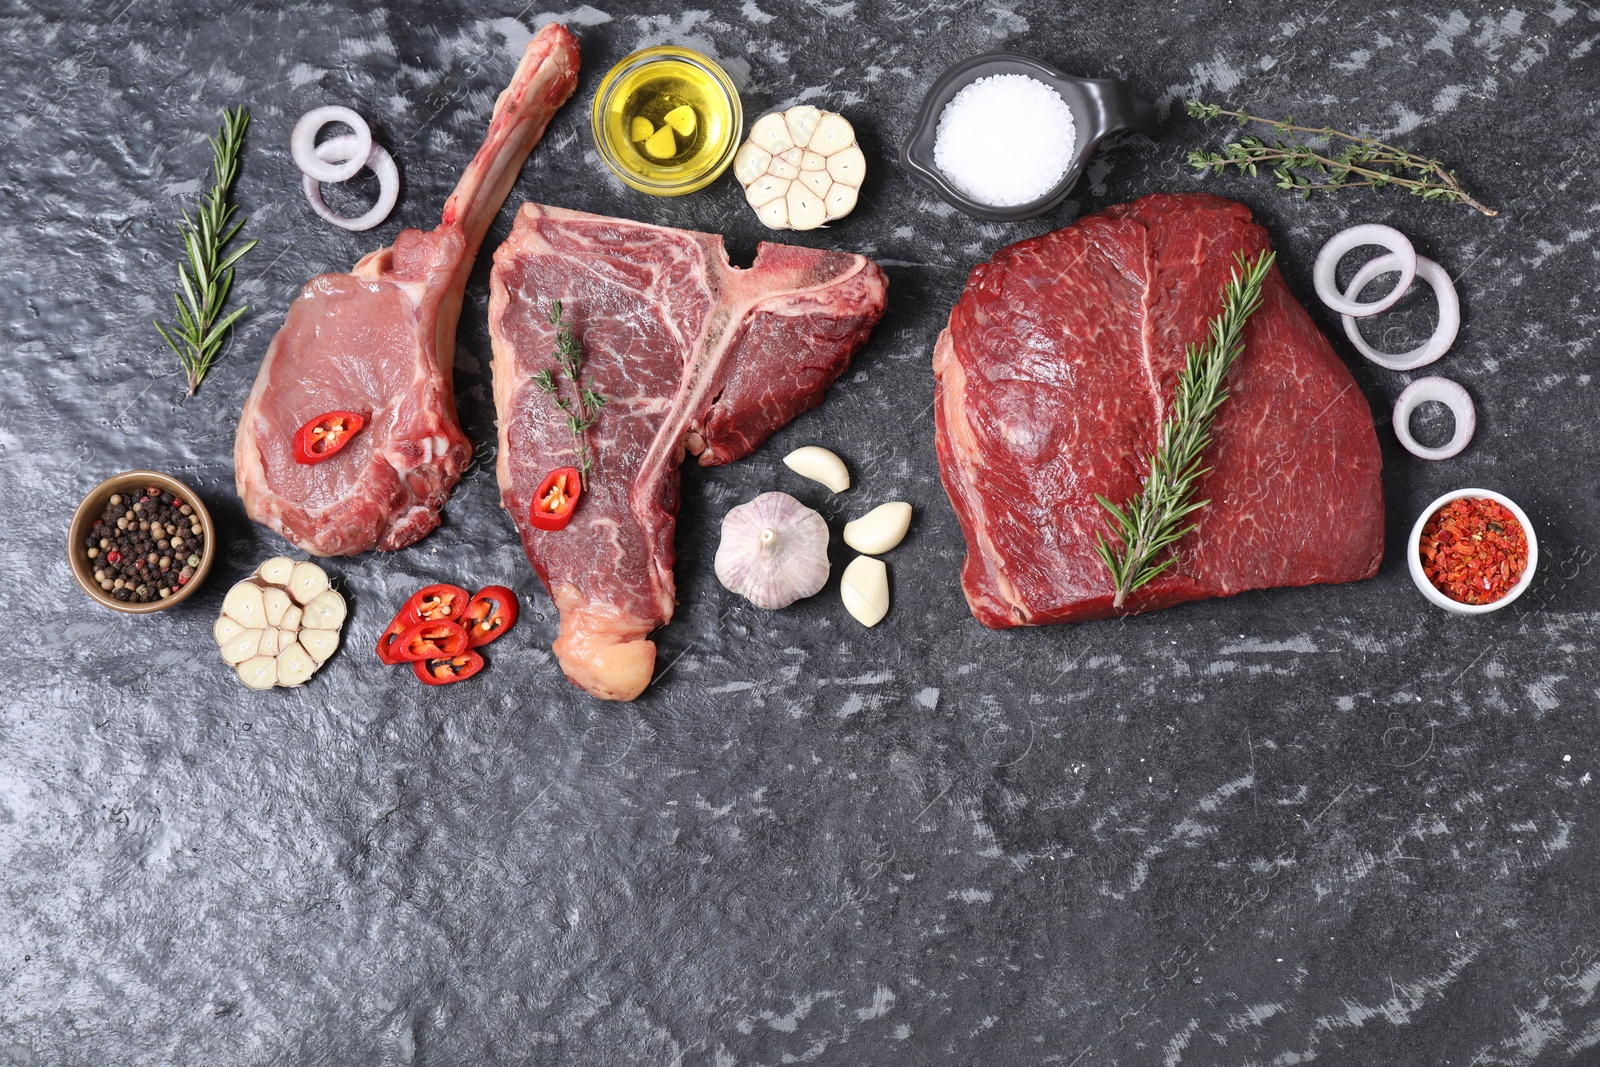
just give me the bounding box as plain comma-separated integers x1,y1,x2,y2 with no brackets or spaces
933,193,1383,627
489,204,889,701
234,24,579,555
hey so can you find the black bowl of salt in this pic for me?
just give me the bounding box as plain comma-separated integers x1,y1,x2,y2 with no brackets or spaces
900,51,1159,222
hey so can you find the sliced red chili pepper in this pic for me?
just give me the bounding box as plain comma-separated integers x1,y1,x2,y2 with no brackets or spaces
394,619,469,662
462,585,519,648
293,410,367,464
529,467,582,531
413,649,484,685
375,612,412,665
405,583,472,623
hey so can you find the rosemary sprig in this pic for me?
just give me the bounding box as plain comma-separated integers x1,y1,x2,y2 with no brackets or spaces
534,300,607,486
153,106,258,395
1095,250,1276,610
1185,101,1497,218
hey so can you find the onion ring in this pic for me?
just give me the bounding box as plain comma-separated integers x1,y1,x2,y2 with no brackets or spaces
301,134,399,232
1313,223,1417,317
1340,253,1460,371
1393,375,1475,461
291,106,374,184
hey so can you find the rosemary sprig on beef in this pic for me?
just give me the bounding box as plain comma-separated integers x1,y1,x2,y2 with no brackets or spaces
533,300,606,486
1094,250,1275,610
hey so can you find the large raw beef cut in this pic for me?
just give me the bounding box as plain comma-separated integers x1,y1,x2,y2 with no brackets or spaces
234,25,579,555
489,204,889,701
934,193,1383,627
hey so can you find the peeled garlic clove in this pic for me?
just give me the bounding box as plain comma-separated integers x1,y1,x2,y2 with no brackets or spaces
289,561,329,605
736,106,862,230
663,104,696,137
256,556,295,586
298,628,340,664
237,655,278,690
643,124,678,160
784,445,850,493
786,182,827,230
276,642,316,688
302,588,347,631
261,586,292,628
630,115,655,142
840,555,890,627
843,502,913,555
716,492,831,609
750,112,793,154
733,143,772,185
214,615,244,646
221,628,262,666
222,580,266,627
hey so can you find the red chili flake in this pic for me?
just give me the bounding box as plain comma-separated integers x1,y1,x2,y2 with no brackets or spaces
1418,497,1529,605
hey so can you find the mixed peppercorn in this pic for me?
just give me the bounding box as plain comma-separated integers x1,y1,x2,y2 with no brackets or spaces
1418,497,1529,605
83,486,206,603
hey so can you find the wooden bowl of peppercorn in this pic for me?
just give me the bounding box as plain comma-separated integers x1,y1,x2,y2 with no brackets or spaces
68,470,217,614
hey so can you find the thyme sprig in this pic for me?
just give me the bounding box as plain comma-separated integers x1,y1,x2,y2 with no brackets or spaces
534,300,606,486
1095,250,1275,610
154,106,258,395
1185,101,1497,218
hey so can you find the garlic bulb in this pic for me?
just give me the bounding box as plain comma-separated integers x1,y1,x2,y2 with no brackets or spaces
217,557,345,688
715,492,831,609
734,106,865,231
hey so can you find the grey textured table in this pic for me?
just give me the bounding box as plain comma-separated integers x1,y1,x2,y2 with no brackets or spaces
5,2,1600,1064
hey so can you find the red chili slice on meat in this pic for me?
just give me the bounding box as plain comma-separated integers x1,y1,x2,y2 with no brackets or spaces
529,467,582,531
394,620,469,663
462,586,518,648
413,649,484,685
293,411,366,464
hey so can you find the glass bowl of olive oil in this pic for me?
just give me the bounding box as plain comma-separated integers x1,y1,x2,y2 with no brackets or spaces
592,46,743,196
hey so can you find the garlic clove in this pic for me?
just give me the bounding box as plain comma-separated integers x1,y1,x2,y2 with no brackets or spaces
783,445,850,493
276,642,316,688
214,615,244,647
642,124,678,160
750,112,793,155
262,586,292,628
824,183,859,221
733,143,772,185
222,580,266,627
663,104,696,137
289,561,329,605
826,145,866,187
715,492,831,610
256,556,295,586
767,154,800,181
757,198,790,230
811,112,854,155
784,105,821,147
799,167,833,198
840,555,890,627
786,182,827,231
630,115,655,142
745,174,789,208
843,502,913,555
257,627,281,658
800,150,827,172
221,628,262,665
237,655,278,690
302,588,347,631
281,604,303,633
298,628,340,664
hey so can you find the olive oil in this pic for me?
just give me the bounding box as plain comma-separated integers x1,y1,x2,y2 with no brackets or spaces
593,47,742,195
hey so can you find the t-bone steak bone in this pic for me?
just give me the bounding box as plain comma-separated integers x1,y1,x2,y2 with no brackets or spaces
234,24,580,555
934,193,1383,627
489,204,889,701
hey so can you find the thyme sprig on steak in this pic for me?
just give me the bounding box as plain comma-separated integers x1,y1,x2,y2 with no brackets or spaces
154,106,258,395
1095,250,1275,610
1186,102,1496,217
533,300,606,487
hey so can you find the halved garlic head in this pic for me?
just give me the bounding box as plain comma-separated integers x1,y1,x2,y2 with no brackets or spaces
715,492,831,610
217,558,345,689
735,106,863,230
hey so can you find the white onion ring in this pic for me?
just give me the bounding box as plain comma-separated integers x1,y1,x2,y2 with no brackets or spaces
301,134,399,232
291,106,374,184
1393,375,1475,461
1314,223,1417,317
1340,253,1460,371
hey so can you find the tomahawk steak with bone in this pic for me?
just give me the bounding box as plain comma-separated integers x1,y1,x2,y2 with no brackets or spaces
234,24,580,555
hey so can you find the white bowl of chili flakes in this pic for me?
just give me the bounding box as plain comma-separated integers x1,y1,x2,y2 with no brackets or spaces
1408,488,1538,615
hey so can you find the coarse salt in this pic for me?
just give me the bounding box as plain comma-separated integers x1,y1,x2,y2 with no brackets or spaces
933,73,1077,208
